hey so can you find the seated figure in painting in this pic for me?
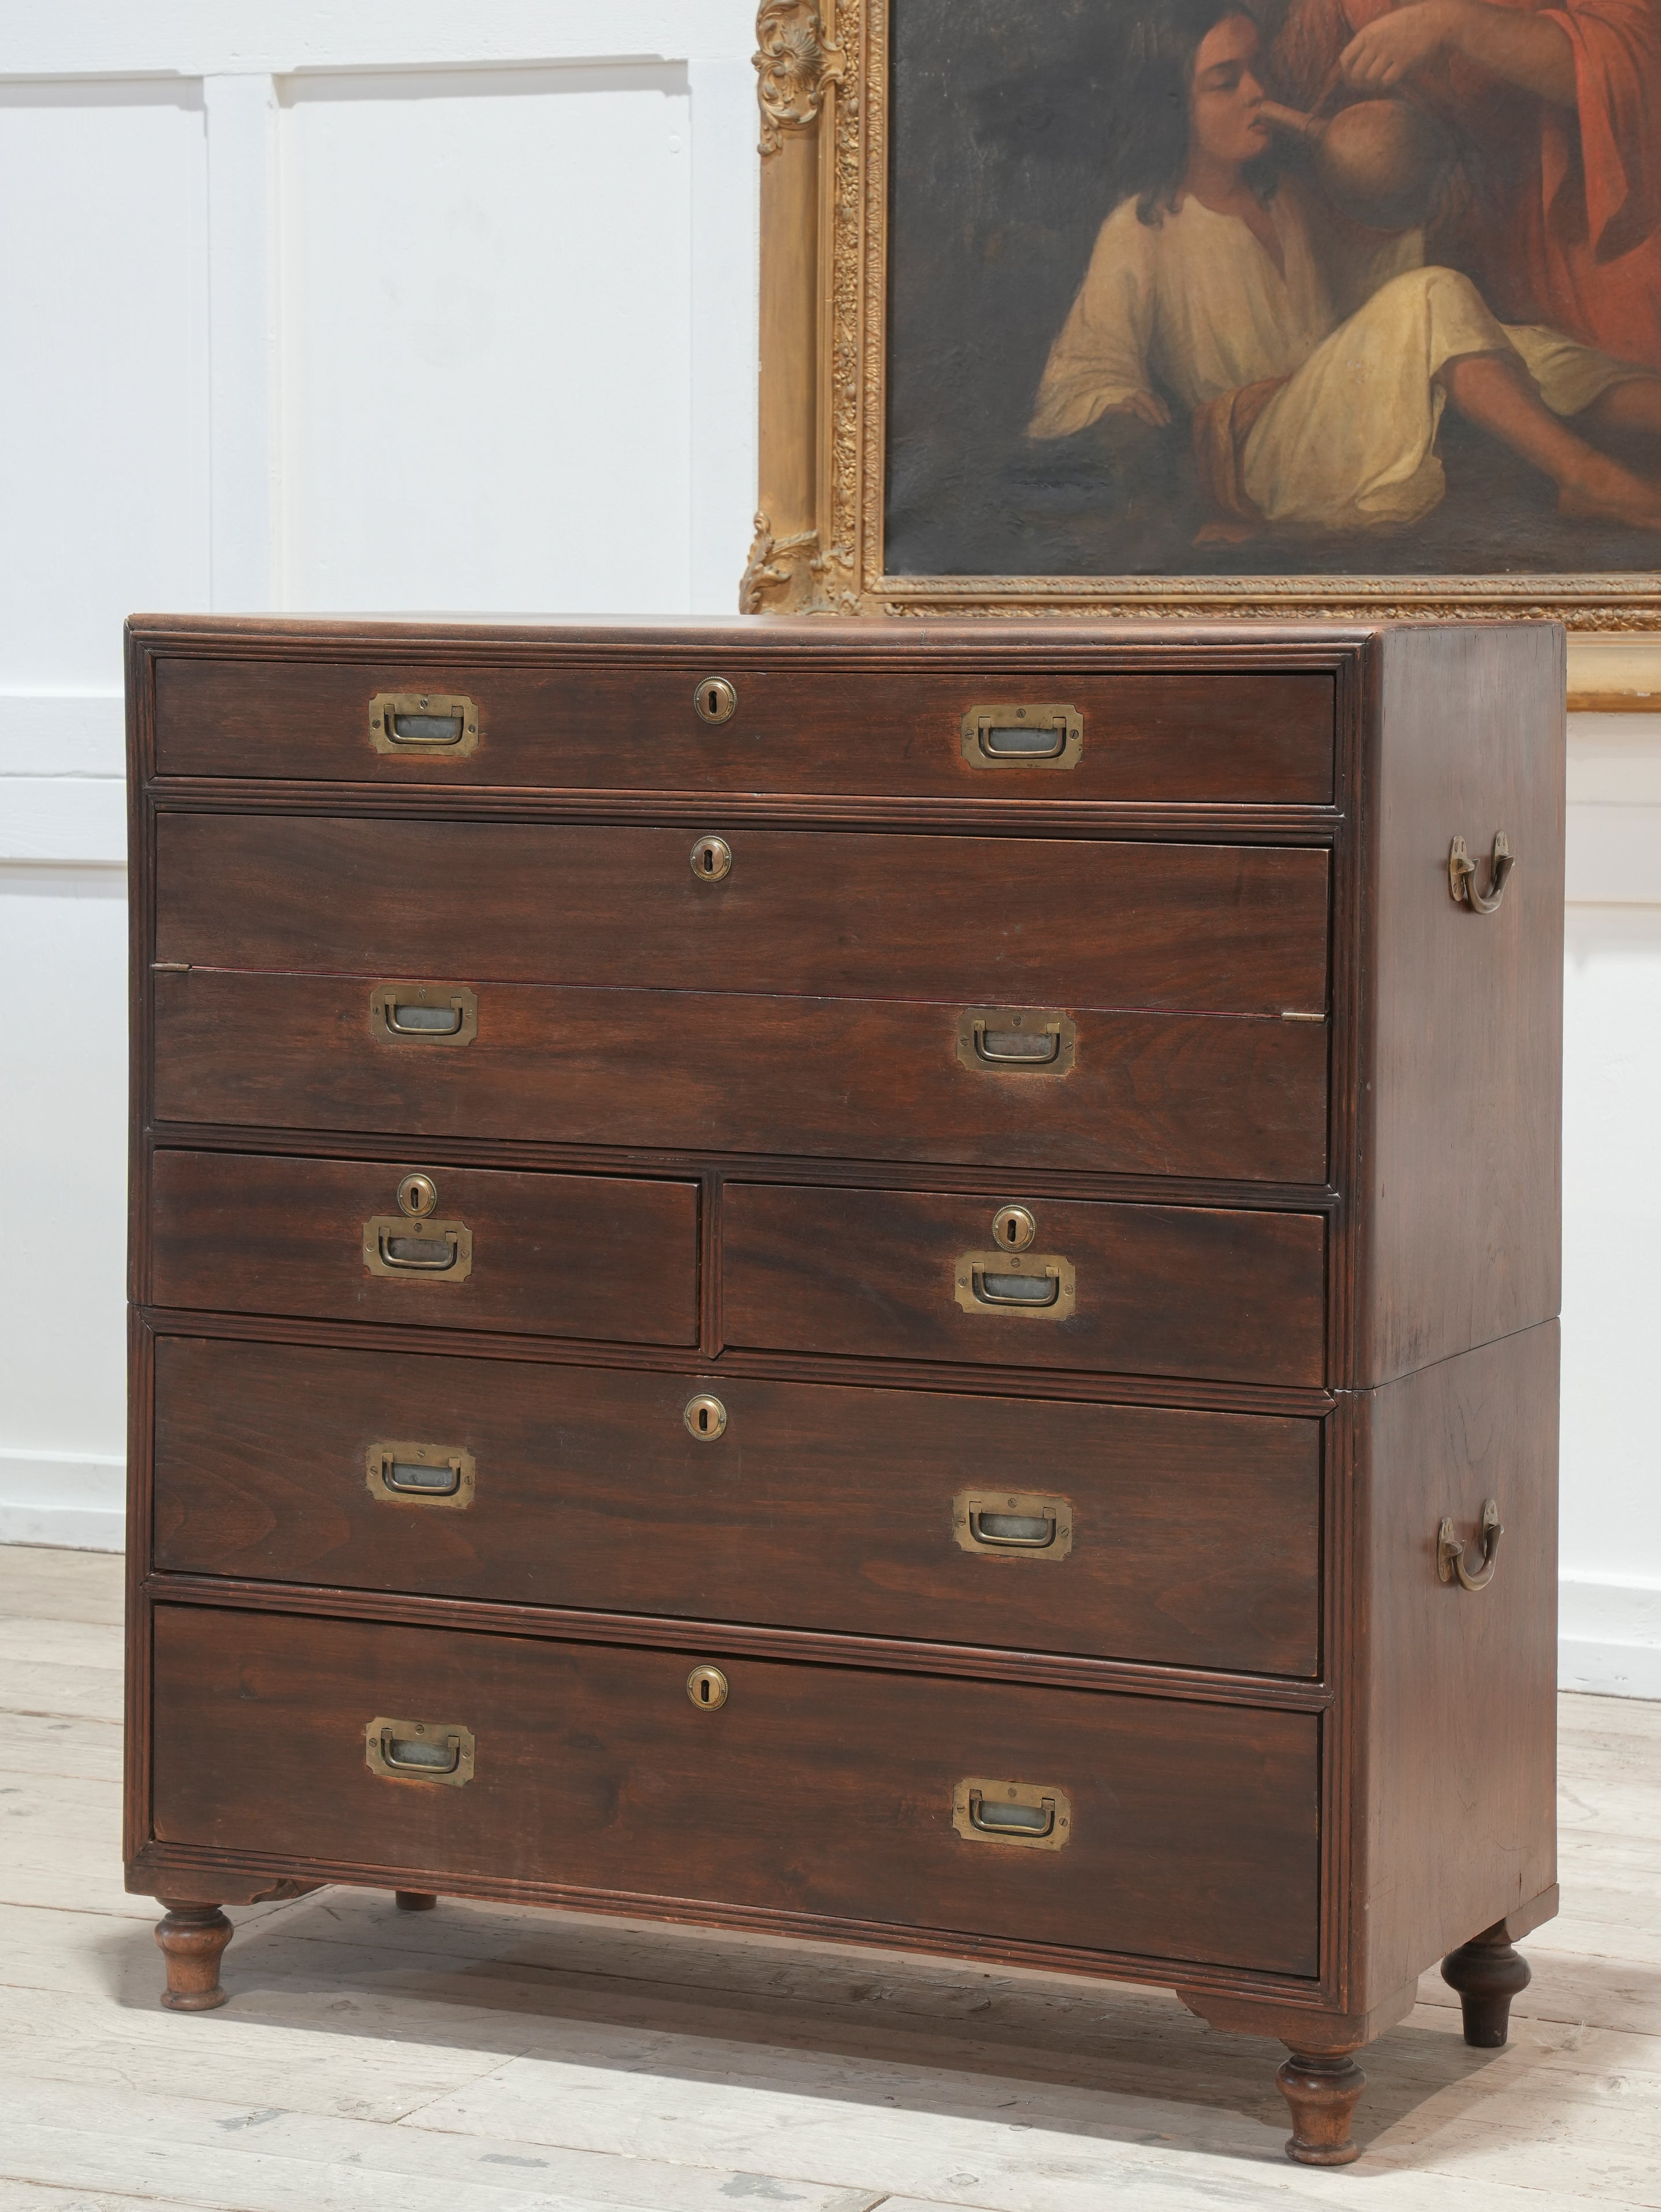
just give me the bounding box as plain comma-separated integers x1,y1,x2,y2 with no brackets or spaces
1028,0,1661,534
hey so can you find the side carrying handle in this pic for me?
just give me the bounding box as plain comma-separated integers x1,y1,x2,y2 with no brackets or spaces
1437,1497,1503,1591
1449,833,1514,913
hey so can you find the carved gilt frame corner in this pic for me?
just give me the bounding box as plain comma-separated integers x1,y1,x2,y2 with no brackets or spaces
743,0,1661,696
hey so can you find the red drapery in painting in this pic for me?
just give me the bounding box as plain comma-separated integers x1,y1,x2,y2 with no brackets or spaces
1274,0,1661,365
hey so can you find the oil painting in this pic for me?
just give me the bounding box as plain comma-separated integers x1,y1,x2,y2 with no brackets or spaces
881,0,1661,585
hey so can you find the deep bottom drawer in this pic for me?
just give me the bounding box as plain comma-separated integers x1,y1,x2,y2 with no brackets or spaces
150,1605,1321,1975
153,1337,1323,1676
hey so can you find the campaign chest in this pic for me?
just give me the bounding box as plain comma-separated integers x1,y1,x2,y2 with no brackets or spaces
124,614,1563,2163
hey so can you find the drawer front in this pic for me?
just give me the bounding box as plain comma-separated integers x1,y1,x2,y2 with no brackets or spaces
150,1603,1321,1974
154,816,1331,1016
152,969,1329,1185
724,1184,1326,1386
153,654,1335,804
152,1339,1323,1677
148,1150,699,1346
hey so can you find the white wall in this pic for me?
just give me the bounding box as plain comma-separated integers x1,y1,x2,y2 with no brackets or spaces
3,4,1659,1698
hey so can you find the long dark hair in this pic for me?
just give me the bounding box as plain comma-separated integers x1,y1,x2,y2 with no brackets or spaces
1116,0,1279,225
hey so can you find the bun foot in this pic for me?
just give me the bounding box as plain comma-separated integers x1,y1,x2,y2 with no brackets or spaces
155,1900,233,2012
1277,2049,1365,2166
395,1890,438,1912
1442,1922,1531,2047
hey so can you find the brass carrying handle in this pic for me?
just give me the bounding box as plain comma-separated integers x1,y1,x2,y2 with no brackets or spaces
377,1226,462,1273
955,1008,1077,1075
1449,833,1514,913
368,692,479,756
973,1266,1059,1308
969,1789,1055,1838
370,983,479,1046
953,1488,1074,1560
954,1251,1077,1321
951,1776,1073,1848
1437,1498,1503,1591
364,1715,475,1786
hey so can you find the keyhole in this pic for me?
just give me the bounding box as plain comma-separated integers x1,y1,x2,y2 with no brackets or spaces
1005,1218,1018,1244
702,848,714,872
698,1677,712,1703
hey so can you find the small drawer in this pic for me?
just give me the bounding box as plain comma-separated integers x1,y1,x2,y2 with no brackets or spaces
154,815,1331,1017
152,651,1335,804
723,1184,1326,1386
152,1339,1323,1677
149,1603,1321,1974
151,968,1329,1185
147,1149,699,1347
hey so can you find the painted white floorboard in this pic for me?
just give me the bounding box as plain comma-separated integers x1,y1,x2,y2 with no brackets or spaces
3,1544,1659,2212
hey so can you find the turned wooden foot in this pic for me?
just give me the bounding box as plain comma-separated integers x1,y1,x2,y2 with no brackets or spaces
395,1890,438,1911
154,1900,233,2012
1276,2049,1366,2166
1442,1920,1531,2047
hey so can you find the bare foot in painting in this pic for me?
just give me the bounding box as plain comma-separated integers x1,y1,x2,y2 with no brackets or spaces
1556,453,1661,530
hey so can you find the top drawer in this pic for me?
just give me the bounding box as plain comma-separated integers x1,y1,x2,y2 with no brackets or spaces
151,655,1336,804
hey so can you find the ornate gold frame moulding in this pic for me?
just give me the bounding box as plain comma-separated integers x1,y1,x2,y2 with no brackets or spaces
742,0,1661,702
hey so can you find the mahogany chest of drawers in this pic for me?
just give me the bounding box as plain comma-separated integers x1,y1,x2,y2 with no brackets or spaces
124,614,1563,2165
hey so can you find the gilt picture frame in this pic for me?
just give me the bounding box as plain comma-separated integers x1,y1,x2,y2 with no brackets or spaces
743,0,1661,697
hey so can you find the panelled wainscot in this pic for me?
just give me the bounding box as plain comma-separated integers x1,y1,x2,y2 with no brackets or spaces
125,616,1563,2167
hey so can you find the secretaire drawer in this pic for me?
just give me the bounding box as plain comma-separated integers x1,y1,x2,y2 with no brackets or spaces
151,968,1329,1184
152,1339,1323,1677
152,654,1335,804
150,1603,1321,1974
154,816,1331,1016
723,1184,1326,1386
147,1150,699,1346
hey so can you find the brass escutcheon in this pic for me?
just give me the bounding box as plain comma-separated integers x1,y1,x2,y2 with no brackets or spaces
690,834,733,882
990,1203,1037,1251
687,1665,729,1710
397,1173,440,1218
693,677,738,725
684,1394,728,1441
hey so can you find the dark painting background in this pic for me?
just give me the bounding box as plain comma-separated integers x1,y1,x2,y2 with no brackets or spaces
883,0,1658,579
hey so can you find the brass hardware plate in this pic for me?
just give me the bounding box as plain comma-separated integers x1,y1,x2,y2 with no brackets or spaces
954,1250,1076,1321
396,1173,440,1219
990,1203,1037,1252
955,1007,1076,1075
368,692,479,756
370,982,478,1047
687,1664,729,1710
952,1777,1072,1849
366,1441,476,1510
960,704,1082,770
691,833,733,881
1438,1497,1503,1591
953,1489,1073,1560
684,1393,728,1441
363,1217,473,1282
365,1715,475,1786
694,677,738,725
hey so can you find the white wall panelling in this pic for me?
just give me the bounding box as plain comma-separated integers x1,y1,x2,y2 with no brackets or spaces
0,2,758,1550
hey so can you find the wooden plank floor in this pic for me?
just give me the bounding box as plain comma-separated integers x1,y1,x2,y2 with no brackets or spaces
3,1544,1658,2212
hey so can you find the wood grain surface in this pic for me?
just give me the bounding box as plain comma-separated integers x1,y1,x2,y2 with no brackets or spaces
147,1149,700,1346
148,1602,1322,1974
153,814,1332,1015
154,652,1335,803
150,1336,1324,1677
151,967,1329,1183
723,1182,1328,1385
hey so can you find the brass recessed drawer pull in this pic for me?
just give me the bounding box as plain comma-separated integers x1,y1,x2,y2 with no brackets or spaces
960,703,1083,770
365,1716,475,1786
954,1488,1073,1558
362,1217,474,1281
955,1251,1076,1319
1437,1497,1503,1591
368,692,479,756
370,983,478,1046
952,1777,1072,1849
366,1441,476,1508
956,1007,1076,1074
1448,832,1514,913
